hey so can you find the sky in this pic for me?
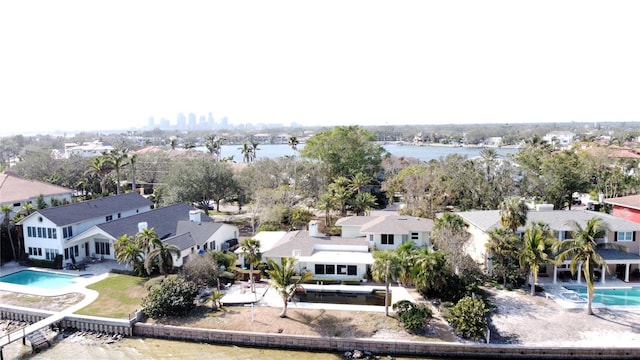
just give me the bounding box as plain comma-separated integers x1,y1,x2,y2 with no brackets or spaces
2,1,640,135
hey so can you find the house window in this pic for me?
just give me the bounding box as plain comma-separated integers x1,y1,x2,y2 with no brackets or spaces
64,248,69,260
117,213,121,219
326,265,335,275
106,215,113,222
411,232,419,240
315,264,324,275
337,265,347,274
74,245,79,257
381,234,394,245
369,234,374,242
347,265,357,276
27,226,34,237
95,241,111,256
63,226,73,239
45,248,58,261
47,228,53,239
617,232,634,242
37,228,43,238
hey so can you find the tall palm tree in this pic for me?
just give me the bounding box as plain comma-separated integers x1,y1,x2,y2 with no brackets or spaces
105,149,130,195
240,238,262,293
144,236,181,277
114,234,144,276
129,153,138,193
499,196,528,233
329,177,353,217
239,142,252,163
480,147,498,180
554,218,615,315
370,250,403,316
395,241,417,286
519,222,556,296
250,141,260,162
266,257,311,318
316,192,337,227
1,205,17,261
205,134,226,161
287,136,299,152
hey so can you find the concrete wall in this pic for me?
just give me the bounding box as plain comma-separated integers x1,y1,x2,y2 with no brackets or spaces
133,323,639,359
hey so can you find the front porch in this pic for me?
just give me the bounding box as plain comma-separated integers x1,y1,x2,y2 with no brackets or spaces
549,248,640,285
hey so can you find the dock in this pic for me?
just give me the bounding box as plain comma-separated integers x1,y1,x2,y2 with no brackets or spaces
0,313,64,359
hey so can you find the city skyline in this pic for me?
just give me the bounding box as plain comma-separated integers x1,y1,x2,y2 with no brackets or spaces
2,1,640,136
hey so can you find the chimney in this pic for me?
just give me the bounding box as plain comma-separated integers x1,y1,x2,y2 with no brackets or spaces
309,220,320,237
138,222,148,232
189,210,201,223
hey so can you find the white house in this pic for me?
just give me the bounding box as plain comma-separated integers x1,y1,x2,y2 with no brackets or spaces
0,171,73,221
18,193,153,264
456,208,640,284
74,203,239,268
259,216,434,281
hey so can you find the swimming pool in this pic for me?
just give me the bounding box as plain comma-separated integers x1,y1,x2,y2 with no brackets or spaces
0,270,77,290
565,286,640,306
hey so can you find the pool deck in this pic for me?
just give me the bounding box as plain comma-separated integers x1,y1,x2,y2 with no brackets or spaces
539,277,640,312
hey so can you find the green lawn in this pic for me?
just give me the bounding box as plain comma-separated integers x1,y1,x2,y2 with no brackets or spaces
75,273,148,319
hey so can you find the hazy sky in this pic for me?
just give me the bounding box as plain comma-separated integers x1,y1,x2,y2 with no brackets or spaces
2,1,640,135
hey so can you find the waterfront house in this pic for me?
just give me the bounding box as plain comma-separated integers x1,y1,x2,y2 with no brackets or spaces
456,208,640,284
260,215,434,281
19,193,153,264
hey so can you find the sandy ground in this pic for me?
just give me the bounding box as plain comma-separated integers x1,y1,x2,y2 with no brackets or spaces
487,287,640,347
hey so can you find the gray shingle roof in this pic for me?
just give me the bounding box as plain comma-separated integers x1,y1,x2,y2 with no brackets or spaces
35,193,152,225
360,215,434,233
164,233,197,251
456,209,640,232
97,202,212,240
263,230,368,259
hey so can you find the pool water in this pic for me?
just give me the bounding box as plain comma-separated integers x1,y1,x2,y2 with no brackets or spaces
565,286,640,306
293,289,386,306
0,270,77,290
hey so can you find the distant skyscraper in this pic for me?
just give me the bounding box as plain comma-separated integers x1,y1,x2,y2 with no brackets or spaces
220,116,229,129
147,116,155,129
177,113,187,130
199,115,207,129
208,112,215,128
188,113,197,129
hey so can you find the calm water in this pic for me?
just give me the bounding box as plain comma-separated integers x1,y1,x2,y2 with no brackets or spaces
197,143,518,162
0,270,76,290
565,286,640,306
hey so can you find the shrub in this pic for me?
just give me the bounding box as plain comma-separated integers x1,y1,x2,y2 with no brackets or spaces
445,295,489,341
181,254,220,288
392,300,433,333
341,278,362,285
141,277,199,319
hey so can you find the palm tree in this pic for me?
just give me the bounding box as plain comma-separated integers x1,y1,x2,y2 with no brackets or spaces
316,192,337,227
136,227,159,256
114,234,144,276
129,153,138,193
350,192,377,216
169,138,178,150
205,134,226,161
240,238,262,293
250,141,260,162
499,196,528,232
266,257,312,318
86,156,113,196
486,227,521,286
287,136,299,152
370,250,403,316
350,172,369,194
105,149,130,195
1,205,17,261
554,218,615,315
411,247,446,294
329,177,353,217
480,147,498,180
144,236,181,277
519,222,556,296
395,241,417,286
239,142,252,163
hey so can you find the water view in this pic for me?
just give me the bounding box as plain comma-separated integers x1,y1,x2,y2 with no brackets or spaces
197,143,519,162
